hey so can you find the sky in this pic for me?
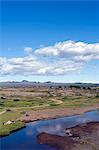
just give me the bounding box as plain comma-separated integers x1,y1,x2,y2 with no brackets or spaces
0,0,99,82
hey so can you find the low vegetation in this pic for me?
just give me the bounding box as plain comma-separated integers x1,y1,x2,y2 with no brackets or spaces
62,97,99,107
0,121,25,136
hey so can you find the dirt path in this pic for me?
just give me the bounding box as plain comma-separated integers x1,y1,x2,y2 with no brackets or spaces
0,110,6,115
11,104,50,110
0,104,50,113
0,98,63,113
51,98,63,105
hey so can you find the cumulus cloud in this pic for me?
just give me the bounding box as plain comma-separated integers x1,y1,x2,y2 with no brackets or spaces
0,56,82,76
35,40,99,61
0,40,99,76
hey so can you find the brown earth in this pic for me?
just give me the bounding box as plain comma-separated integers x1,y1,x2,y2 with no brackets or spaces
21,105,99,123
38,132,75,150
0,87,99,99
37,122,99,150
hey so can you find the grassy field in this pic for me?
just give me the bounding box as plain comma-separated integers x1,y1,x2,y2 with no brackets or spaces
61,96,99,107
0,121,25,136
0,97,57,136
0,97,54,107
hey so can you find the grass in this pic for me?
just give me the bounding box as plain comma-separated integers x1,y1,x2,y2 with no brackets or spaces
0,121,25,136
0,110,21,124
61,97,99,108
0,96,99,111
50,103,60,107
0,98,53,108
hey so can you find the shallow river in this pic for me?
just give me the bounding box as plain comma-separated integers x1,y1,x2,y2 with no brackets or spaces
0,110,99,150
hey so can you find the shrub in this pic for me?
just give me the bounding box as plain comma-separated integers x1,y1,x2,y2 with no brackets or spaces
13,99,20,101
96,95,99,98
50,103,59,106
6,109,11,112
69,85,81,89
0,103,4,106
1,96,6,99
58,86,62,89
20,111,26,114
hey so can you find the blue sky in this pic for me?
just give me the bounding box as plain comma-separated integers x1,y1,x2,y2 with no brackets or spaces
0,0,99,82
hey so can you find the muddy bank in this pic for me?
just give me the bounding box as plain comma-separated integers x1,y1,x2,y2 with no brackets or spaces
37,121,99,150
21,105,99,123
38,132,75,150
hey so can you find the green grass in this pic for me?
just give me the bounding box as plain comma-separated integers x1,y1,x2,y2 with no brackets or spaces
0,121,25,136
0,110,21,124
0,98,53,108
50,103,60,107
61,97,99,108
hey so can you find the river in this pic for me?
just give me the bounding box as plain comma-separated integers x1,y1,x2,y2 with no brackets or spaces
0,110,99,150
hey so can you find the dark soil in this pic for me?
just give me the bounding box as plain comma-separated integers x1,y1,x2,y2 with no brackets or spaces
37,122,99,150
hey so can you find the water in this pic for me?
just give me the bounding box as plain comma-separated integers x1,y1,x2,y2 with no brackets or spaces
0,110,99,150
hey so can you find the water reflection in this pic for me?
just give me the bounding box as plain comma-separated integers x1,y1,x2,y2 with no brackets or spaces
35,110,99,136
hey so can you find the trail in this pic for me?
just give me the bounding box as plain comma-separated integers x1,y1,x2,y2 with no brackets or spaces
0,98,63,114
51,98,63,105
0,110,6,115
11,104,50,110
7,98,63,110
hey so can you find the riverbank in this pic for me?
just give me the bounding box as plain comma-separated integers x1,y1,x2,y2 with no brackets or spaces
38,121,99,150
0,105,99,137
21,105,99,123
0,121,25,137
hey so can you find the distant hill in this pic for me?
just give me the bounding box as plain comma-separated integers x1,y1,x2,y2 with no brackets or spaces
0,81,99,88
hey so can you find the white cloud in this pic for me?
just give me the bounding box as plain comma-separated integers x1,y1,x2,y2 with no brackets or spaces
73,55,94,61
0,56,82,76
0,57,7,65
35,40,99,61
24,47,33,54
0,40,99,76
